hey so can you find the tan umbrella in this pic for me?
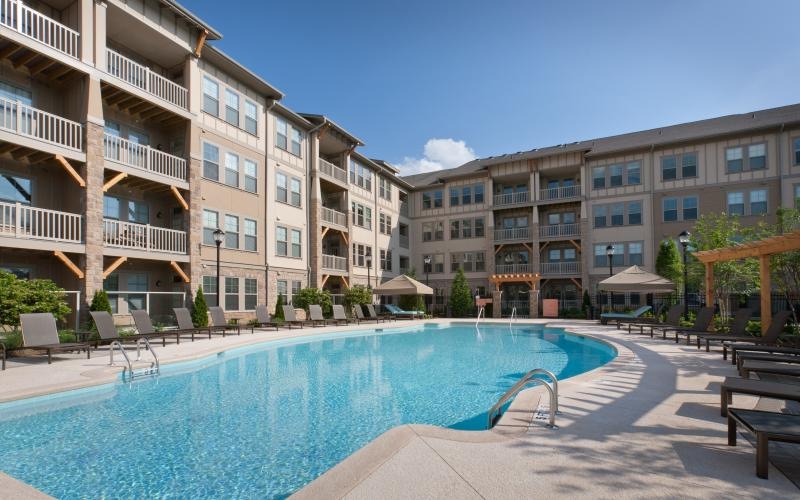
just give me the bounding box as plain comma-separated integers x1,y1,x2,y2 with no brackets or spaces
372,274,434,295
598,265,675,293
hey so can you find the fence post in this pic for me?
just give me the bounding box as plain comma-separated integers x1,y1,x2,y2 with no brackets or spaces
14,202,21,237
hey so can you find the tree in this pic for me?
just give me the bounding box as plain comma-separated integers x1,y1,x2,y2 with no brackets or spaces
291,288,333,317
0,271,71,327
771,208,800,326
448,268,473,317
344,285,372,315
88,290,112,332
582,289,592,318
655,239,683,287
273,294,285,321
399,267,425,313
192,286,209,327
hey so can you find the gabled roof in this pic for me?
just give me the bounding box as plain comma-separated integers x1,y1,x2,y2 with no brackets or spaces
299,113,364,147
160,1,222,40
203,45,283,100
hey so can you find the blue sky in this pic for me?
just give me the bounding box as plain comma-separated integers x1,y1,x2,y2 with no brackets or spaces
190,0,800,175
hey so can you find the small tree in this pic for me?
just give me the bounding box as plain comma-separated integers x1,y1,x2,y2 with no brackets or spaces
274,294,285,321
192,286,209,327
448,268,473,317
88,290,112,332
582,289,592,318
656,239,683,287
292,288,333,316
344,285,372,315
0,271,71,327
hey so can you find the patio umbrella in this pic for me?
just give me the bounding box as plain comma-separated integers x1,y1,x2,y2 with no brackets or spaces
372,274,434,295
598,265,675,293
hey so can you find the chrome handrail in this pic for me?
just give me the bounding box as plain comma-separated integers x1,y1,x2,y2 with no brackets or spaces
509,306,517,326
487,369,559,429
475,306,485,326
109,340,133,378
135,337,160,376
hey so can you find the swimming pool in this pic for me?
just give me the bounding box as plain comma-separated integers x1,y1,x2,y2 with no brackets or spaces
0,322,615,498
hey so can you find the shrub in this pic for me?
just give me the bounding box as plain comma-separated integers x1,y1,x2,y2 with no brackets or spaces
274,294,285,321
560,308,585,319
448,268,473,317
344,285,372,311
192,287,209,327
87,290,112,334
1,330,21,349
292,288,333,317
0,271,71,327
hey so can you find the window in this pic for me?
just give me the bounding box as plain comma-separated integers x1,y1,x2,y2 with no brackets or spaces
610,203,624,226
290,178,301,207
451,252,485,272
276,117,288,150
748,144,766,170
202,76,218,116
593,205,607,228
592,167,605,189
682,153,697,178
224,89,239,126
292,281,302,298
244,100,258,135
663,198,678,222
276,172,288,203
351,202,372,229
276,226,288,256
461,218,472,238
609,164,623,187
244,159,257,193
291,128,302,156
349,160,373,190
277,280,287,302
127,200,148,224
661,156,677,180
203,209,218,245
628,242,643,265
104,195,120,219
628,201,642,225
475,184,484,203
626,161,641,185
244,278,257,310
225,277,239,311
224,215,239,249
202,276,218,307
750,189,767,215
726,147,743,173
564,248,576,261
422,221,443,241
462,186,472,205
683,196,698,220
475,218,485,237
379,213,392,235
450,187,460,207
379,177,392,200
0,173,31,204
423,254,444,273
594,244,625,267
796,184,800,208
727,192,744,216
203,142,219,181
794,138,800,165
224,152,239,187
244,219,257,251
422,190,443,209
352,244,372,267
548,249,561,262
380,249,392,271
291,229,301,257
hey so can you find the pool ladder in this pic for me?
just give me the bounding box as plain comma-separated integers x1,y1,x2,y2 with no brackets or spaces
487,368,558,429
475,306,485,326
109,338,160,381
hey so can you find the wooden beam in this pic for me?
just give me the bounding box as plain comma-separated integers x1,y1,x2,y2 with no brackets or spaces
194,29,209,57
570,278,582,290
494,244,505,255
321,226,329,239
568,240,581,252
170,261,190,283
103,256,127,279
540,241,550,253
46,64,73,82
0,44,21,60
521,242,532,254
341,231,350,247
341,275,350,289
704,262,714,309
103,171,127,192
29,58,55,76
0,143,17,154
320,274,329,288
13,51,38,69
693,230,800,263
760,254,771,335
55,155,86,187
170,186,189,210
53,251,84,279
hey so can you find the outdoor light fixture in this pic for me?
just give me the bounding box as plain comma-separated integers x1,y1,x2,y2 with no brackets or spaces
606,244,615,311
423,256,432,284
213,228,225,307
679,230,691,320
366,255,373,290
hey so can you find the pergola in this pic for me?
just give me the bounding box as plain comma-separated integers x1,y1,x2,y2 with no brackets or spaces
693,229,800,333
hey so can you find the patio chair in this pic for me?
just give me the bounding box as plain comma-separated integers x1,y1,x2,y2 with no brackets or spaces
600,305,652,326
663,307,715,344
254,305,280,331
354,305,380,323
209,306,253,335
283,305,312,328
308,305,329,326
366,304,391,322
695,308,754,351
131,310,202,343
629,304,683,337
173,307,212,339
331,305,351,325
735,351,800,372
720,376,800,417
384,304,423,320
719,310,793,361
727,408,800,479
739,359,800,379
4,313,91,366
92,310,177,348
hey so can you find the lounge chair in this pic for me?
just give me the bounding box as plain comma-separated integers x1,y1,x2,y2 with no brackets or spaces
630,304,683,338
663,307,715,344
695,308,754,351
366,304,391,322
720,376,800,417
254,305,280,331
331,305,351,325
727,408,800,478
354,305,381,323
735,351,800,371
209,306,253,335
173,307,212,339
283,305,312,328
728,344,800,364
308,305,328,326
384,304,423,320
91,311,179,348
600,305,652,326
131,310,202,343
721,310,793,361
3,313,91,367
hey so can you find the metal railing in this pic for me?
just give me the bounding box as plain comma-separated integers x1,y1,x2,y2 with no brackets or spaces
493,191,529,206
0,201,82,243
487,369,558,429
493,227,529,241
399,234,409,248
109,337,160,381
105,290,186,318
105,48,188,109
539,223,581,239
321,206,347,227
0,97,83,151
539,184,580,201
104,133,187,182
0,0,80,58
318,157,348,184
322,253,348,271
494,263,531,274
540,261,581,275
103,219,187,254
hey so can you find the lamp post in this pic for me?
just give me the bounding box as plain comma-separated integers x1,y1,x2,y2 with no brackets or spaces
606,244,614,312
424,255,432,311
366,255,372,290
212,228,225,308
679,230,691,320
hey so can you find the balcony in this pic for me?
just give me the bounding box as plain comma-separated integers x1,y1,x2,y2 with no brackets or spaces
399,201,409,217
0,97,83,152
0,0,80,59
103,219,186,256
493,227,529,242
540,261,581,276
539,223,581,239
320,206,347,228
494,263,532,274
0,201,82,245
322,254,348,272
105,49,188,110
399,234,409,249
318,157,348,186
538,185,581,203
493,191,529,207
104,133,187,185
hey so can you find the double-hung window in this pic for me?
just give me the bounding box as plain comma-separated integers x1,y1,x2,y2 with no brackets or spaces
244,100,258,135
750,189,767,215
663,198,678,222
682,153,698,178
609,164,623,187
380,249,392,271
244,159,257,193
379,177,392,200
224,89,239,126
628,201,642,225
202,276,218,307
291,128,302,156
203,142,219,181
683,197,698,220
224,152,239,187
661,156,677,180
202,209,218,245
628,242,643,265
290,178,301,207
462,186,472,205
276,173,288,203
594,205,607,228
727,192,744,215
202,76,219,116
610,203,624,226
592,167,605,189
276,117,288,150
291,229,301,257
748,144,766,170
244,219,257,251
794,137,800,165
276,226,288,256
225,277,239,311
450,187,460,207
726,147,744,173
626,161,641,185
474,184,484,203
224,215,239,249
244,278,257,310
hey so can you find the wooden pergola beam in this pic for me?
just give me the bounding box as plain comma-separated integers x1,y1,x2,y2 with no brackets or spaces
55,155,85,187
693,230,800,263
103,256,127,279
170,185,189,210
103,171,127,192
170,261,190,283
53,251,84,279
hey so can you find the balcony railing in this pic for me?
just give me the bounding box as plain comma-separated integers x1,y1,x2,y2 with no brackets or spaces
0,0,80,58
0,201,81,243
106,48,188,109
103,219,186,254
318,157,348,184
399,201,409,217
104,133,187,182
539,184,581,202
539,223,581,239
493,227,529,241
494,263,532,274
0,97,83,151
493,191,529,206
540,261,581,275
322,254,348,271
320,206,347,228
399,234,409,249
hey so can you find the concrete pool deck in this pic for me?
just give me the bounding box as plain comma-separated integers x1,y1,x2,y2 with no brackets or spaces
0,319,798,498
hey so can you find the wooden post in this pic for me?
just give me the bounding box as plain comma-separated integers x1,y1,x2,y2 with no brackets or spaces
704,262,714,308
760,254,771,335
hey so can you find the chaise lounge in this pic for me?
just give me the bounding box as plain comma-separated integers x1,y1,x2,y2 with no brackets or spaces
283,305,312,328
331,305,352,325
1,313,91,368
384,304,424,320
254,305,281,331
695,308,754,351
600,305,652,326
131,310,203,343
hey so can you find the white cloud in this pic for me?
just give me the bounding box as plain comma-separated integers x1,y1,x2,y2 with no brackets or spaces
397,138,476,176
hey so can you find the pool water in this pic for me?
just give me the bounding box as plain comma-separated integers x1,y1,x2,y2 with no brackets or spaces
0,323,614,499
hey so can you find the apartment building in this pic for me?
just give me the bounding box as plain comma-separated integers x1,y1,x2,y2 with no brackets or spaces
403,104,800,317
